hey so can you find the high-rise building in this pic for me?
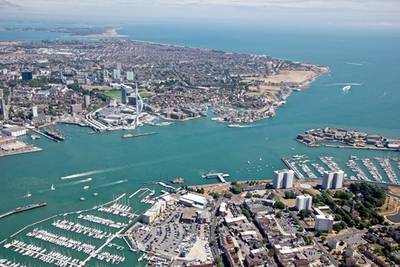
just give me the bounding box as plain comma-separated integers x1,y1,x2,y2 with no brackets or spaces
315,214,334,232
32,106,38,118
113,69,121,80
273,169,294,189
0,98,8,121
84,95,91,108
126,71,134,81
121,84,132,104
322,171,344,190
21,70,33,81
295,194,313,211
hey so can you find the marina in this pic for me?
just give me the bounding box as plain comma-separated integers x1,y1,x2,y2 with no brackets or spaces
282,155,400,185
0,189,153,267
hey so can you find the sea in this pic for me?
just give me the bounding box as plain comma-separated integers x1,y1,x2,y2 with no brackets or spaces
0,22,399,265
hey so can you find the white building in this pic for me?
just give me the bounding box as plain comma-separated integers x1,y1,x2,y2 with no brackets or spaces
180,193,208,209
113,69,121,80
273,169,294,189
219,202,227,216
322,171,344,190
141,199,167,224
315,214,334,232
84,95,91,108
32,106,38,118
126,71,134,81
2,127,27,137
295,194,313,211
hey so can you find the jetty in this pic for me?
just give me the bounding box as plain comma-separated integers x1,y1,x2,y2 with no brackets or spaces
0,202,47,220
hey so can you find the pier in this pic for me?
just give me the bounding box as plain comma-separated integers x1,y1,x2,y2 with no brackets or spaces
0,202,47,220
202,172,229,183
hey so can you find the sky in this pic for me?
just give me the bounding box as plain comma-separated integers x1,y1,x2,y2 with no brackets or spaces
1,0,400,29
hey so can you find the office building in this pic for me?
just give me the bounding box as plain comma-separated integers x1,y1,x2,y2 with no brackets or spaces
273,169,294,189
295,194,313,211
21,70,33,81
120,84,132,104
113,69,121,80
315,214,334,232
126,71,134,81
322,170,344,190
0,97,8,121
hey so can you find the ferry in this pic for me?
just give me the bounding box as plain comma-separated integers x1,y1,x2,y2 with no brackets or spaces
342,85,351,93
227,124,246,128
122,132,157,139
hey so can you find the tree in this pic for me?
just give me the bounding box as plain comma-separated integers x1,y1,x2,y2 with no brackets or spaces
224,192,233,199
245,192,253,198
274,201,286,210
298,209,311,219
230,184,242,194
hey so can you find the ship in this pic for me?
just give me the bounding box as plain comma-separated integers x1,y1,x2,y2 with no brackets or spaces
227,124,246,128
342,85,351,93
44,130,65,141
122,132,158,139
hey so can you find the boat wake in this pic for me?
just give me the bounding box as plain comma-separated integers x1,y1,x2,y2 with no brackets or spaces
227,124,259,128
96,179,128,188
325,82,362,87
61,167,119,180
345,62,364,66
69,178,92,185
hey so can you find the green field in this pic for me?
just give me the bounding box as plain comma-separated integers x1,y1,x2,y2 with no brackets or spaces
101,90,154,101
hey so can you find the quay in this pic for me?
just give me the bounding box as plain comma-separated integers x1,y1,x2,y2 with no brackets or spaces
0,202,47,220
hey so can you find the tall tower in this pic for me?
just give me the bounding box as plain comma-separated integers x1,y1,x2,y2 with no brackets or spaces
135,83,139,127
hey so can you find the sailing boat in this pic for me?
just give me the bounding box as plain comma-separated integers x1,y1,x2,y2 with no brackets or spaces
50,184,55,191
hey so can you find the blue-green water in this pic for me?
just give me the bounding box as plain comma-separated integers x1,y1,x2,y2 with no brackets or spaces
0,24,400,262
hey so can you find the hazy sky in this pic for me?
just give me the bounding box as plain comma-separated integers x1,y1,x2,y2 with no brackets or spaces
1,0,400,29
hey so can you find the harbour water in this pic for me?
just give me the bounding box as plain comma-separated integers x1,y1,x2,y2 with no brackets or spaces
0,23,400,264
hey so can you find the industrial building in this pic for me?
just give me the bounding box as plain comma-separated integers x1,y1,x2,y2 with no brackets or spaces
2,127,27,137
179,193,208,209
